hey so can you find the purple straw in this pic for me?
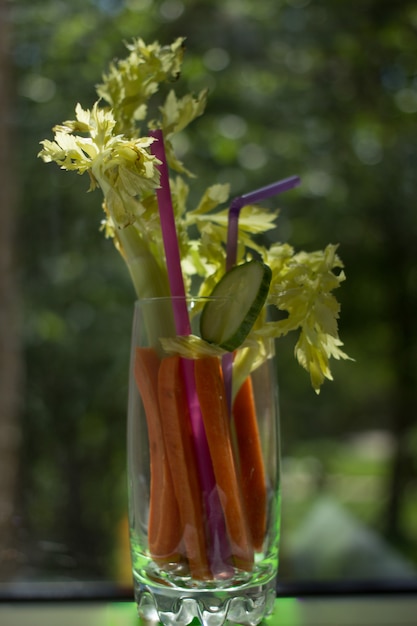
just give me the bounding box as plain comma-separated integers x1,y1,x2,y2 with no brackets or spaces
226,175,301,271
223,175,301,413
149,129,231,577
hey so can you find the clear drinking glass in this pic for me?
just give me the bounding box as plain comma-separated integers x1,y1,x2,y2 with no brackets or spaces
127,296,281,626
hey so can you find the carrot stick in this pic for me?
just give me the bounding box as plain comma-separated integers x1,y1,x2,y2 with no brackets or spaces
194,357,254,571
134,348,182,566
158,355,212,580
233,376,267,551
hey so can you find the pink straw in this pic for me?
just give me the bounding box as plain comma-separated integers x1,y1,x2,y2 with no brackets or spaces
149,129,231,576
148,131,190,332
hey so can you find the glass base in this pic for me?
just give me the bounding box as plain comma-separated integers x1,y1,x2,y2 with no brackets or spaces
133,569,277,626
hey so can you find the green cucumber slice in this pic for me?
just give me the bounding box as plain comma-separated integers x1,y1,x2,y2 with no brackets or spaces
200,259,272,351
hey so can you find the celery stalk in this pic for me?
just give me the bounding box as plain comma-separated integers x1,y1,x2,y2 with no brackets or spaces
114,224,169,299
38,36,350,392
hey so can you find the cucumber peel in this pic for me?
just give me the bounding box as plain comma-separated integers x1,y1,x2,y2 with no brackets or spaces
200,260,272,351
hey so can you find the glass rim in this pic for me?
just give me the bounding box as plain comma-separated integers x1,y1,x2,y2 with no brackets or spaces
134,295,232,304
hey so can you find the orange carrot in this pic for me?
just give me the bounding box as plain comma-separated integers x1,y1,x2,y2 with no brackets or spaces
233,376,267,551
134,348,182,566
157,355,212,580
194,357,254,571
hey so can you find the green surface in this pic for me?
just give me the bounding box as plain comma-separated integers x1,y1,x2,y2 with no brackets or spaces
2,597,417,626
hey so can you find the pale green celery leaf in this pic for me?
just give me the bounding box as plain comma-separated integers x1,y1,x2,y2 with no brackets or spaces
39,101,162,235
323,334,352,363
293,244,344,275
181,241,209,278
236,204,278,234
164,138,195,176
135,193,162,236
199,219,228,250
51,102,117,142
100,215,116,240
188,203,277,233
258,314,303,339
160,89,208,137
116,148,158,195
233,230,269,258
100,140,160,203
170,176,190,220
194,222,229,271
264,243,295,271
187,210,228,233
38,102,114,171
181,242,224,299
190,215,269,262
158,90,208,176
96,37,186,136
61,102,93,132
160,335,226,359
118,166,146,197
105,187,136,227
39,103,162,206
197,265,225,297
187,183,230,216
167,177,191,258
313,292,341,338
232,337,274,399
122,178,190,286
294,325,351,393
38,134,95,174
129,199,165,266
187,203,278,261
39,35,350,391
126,37,185,84
159,334,273,396
182,224,227,296
294,329,332,393
256,243,350,391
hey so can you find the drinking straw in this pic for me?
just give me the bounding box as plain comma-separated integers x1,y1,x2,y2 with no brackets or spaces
149,130,190,332
223,175,301,412
226,175,301,271
149,129,231,576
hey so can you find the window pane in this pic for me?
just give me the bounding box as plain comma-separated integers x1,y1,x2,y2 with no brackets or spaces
1,0,417,595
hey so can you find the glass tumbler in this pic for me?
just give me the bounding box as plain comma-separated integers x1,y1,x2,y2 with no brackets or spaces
127,296,281,626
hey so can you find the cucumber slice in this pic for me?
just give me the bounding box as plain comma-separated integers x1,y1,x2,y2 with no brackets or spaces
200,260,272,351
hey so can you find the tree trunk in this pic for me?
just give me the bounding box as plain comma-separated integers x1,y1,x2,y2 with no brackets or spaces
380,191,417,547
0,0,21,580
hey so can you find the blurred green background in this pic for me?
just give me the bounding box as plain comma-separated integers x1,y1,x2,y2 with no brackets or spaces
1,0,417,589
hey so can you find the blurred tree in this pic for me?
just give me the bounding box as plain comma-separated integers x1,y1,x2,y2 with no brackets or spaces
0,0,21,581
7,0,417,581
